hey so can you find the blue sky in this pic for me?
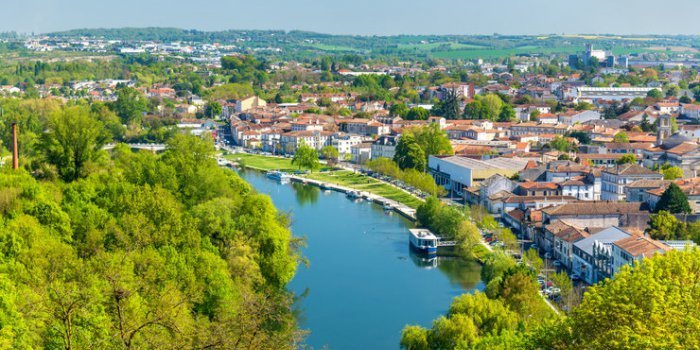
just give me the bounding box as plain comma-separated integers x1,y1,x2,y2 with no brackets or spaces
3,0,699,35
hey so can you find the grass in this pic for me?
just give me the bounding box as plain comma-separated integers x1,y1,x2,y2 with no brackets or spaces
309,43,362,52
305,170,424,209
224,153,423,208
397,42,486,51
431,46,585,60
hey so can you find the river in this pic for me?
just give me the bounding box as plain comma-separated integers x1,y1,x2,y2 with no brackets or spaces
241,171,484,349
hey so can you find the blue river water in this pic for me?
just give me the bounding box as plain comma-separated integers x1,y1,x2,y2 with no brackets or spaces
241,171,484,349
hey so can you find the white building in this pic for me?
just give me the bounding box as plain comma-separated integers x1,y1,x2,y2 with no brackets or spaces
601,164,663,201
572,227,631,285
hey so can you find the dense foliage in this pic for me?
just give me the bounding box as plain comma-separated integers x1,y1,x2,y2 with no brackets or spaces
0,134,302,348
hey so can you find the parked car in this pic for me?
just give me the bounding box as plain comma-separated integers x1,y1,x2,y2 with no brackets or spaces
553,260,562,267
544,287,561,296
544,252,552,259
570,273,581,281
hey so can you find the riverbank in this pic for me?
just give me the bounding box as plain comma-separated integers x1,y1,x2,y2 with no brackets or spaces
224,152,425,210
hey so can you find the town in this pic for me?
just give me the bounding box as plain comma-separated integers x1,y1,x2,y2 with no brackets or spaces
1,26,700,349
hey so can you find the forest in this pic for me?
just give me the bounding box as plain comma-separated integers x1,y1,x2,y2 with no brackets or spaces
0,102,302,347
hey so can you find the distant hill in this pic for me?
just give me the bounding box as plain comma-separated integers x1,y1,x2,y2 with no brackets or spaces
44,27,700,61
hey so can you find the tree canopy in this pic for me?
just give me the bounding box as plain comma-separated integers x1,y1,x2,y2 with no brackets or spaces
0,134,302,348
291,142,320,171
655,183,691,213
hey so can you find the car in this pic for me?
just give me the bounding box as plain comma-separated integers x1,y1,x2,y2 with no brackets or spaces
552,260,562,267
570,273,581,281
529,244,538,250
544,252,552,259
544,287,561,296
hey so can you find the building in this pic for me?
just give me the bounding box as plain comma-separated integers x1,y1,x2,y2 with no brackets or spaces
574,87,660,103
572,226,632,284
371,135,398,160
332,133,366,157
279,130,332,154
428,156,528,196
601,164,663,201
542,202,650,229
351,143,372,164
235,96,267,113
611,236,670,274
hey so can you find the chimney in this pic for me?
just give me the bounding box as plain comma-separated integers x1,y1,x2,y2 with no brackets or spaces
11,123,18,170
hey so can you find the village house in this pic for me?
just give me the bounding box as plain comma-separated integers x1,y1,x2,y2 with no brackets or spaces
610,236,670,274
572,226,632,284
601,164,663,201
371,135,399,160
542,202,651,229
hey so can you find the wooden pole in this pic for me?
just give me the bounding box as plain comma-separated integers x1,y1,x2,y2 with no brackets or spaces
12,122,18,170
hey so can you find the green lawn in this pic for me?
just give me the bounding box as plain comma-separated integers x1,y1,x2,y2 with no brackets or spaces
225,153,300,172
305,170,424,208
224,153,334,172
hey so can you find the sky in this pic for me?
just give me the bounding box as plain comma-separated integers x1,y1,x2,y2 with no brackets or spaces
2,0,700,36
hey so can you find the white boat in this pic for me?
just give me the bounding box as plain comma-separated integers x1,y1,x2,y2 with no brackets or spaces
266,171,290,183
408,229,438,255
383,203,394,211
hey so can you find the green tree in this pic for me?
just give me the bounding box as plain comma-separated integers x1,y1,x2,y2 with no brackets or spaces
482,94,504,121
394,134,426,171
205,101,222,118
463,100,484,119
647,210,683,240
40,105,109,182
532,249,700,349
291,142,320,172
647,88,663,99
613,131,629,143
400,326,429,350
112,86,148,124
523,249,543,273
408,124,454,159
433,89,460,119
498,104,517,122
406,107,429,120
320,145,339,166
662,165,684,180
616,154,637,165
390,103,409,118
568,131,591,144
548,136,571,152
655,183,691,213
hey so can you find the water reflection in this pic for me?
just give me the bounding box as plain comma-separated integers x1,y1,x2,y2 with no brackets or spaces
407,248,483,290
292,182,320,206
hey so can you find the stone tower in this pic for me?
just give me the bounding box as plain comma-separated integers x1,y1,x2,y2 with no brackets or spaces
657,114,672,146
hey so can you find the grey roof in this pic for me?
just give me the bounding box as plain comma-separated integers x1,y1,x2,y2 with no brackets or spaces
573,226,631,256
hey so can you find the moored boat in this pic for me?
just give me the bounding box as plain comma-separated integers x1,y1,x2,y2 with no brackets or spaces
346,190,362,199
266,170,290,183
408,228,438,255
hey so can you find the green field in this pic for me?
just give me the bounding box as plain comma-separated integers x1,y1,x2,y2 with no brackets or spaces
431,45,585,59
305,170,423,208
309,43,362,52
397,42,487,51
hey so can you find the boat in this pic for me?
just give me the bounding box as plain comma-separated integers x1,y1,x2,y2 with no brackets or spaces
346,190,362,200
408,229,438,255
266,171,290,183
319,183,332,191
383,203,394,211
